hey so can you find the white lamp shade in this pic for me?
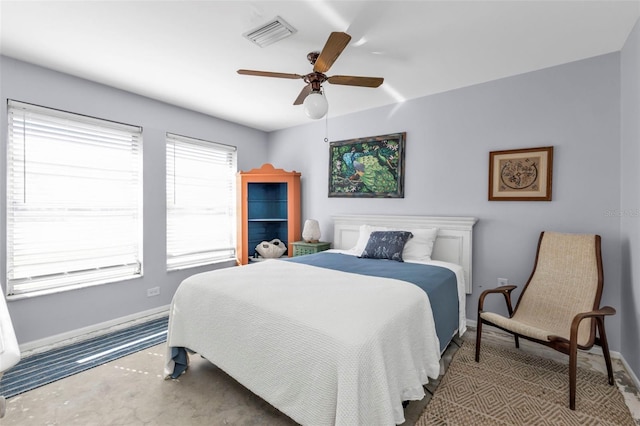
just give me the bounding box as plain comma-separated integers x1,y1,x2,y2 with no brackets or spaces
302,219,321,243
303,92,328,119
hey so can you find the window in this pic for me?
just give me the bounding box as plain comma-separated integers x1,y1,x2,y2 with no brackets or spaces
6,100,143,297
166,133,237,270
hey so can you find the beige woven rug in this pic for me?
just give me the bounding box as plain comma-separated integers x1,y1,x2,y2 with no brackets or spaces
417,340,634,425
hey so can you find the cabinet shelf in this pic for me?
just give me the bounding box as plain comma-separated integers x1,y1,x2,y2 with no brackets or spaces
237,164,301,265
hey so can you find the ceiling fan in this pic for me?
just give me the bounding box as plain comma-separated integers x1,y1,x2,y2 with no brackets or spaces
237,32,384,119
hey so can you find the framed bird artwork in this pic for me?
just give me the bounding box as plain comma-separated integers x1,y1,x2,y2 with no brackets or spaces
328,132,406,198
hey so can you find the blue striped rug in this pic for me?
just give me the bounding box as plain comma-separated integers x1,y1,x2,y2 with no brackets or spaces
0,316,168,398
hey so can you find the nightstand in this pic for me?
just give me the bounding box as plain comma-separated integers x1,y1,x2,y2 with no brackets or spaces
291,241,331,256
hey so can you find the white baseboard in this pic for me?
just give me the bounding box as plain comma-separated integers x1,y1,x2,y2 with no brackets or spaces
618,351,640,394
19,305,171,357
467,318,640,391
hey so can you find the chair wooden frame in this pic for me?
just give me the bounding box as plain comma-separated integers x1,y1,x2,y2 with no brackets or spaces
475,232,616,410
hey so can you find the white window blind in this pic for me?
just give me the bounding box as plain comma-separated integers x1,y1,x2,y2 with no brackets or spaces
6,100,143,296
166,133,237,270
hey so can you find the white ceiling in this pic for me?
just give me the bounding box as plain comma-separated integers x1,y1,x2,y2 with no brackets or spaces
1,1,638,132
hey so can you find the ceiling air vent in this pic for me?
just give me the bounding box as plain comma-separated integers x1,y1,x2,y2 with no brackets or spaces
243,16,297,48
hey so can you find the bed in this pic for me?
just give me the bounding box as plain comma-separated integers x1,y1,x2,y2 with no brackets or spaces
164,214,477,425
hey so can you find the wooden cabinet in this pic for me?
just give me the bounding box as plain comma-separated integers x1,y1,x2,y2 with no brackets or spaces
237,164,301,265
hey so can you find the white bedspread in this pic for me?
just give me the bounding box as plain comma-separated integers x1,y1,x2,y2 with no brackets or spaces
165,260,443,425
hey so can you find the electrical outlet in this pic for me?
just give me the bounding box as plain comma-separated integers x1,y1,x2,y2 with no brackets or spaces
498,278,508,286
147,286,160,297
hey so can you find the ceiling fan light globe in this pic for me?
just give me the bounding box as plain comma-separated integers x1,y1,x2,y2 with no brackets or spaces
303,92,328,119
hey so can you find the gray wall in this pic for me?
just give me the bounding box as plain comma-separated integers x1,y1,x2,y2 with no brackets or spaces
268,53,629,363
621,19,640,378
0,56,269,344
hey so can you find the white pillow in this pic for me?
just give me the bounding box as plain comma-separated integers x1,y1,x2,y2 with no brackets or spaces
402,227,438,261
349,224,438,261
350,225,390,255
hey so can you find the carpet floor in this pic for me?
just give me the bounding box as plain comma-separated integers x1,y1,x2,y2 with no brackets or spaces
1,325,638,425
0,316,168,398
417,339,636,425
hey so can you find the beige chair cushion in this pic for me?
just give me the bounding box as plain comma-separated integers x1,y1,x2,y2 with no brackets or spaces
483,232,599,347
480,311,553,342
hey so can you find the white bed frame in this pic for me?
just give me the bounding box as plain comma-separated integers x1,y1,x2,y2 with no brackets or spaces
332,215,478,293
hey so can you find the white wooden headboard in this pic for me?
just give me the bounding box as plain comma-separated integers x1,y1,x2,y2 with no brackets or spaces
332,215,478,294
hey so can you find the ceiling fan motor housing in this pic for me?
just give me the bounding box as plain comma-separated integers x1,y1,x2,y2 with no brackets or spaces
304,72,327,92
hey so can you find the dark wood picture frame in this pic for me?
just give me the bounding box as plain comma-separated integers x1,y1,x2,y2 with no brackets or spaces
489,146,553,201
328,132,405,198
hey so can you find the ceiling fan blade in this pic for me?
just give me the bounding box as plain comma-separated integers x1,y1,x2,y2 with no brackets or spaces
237,69,303,79
293,84,312,105
313,32,352,73
327,75,384,87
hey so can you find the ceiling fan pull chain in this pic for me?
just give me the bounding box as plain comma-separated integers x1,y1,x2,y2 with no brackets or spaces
324,101,329,143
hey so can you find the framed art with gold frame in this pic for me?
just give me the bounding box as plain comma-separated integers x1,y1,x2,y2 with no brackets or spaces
489,146,553,201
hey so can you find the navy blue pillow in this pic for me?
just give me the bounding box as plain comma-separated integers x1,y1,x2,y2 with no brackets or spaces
360,231,413,262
